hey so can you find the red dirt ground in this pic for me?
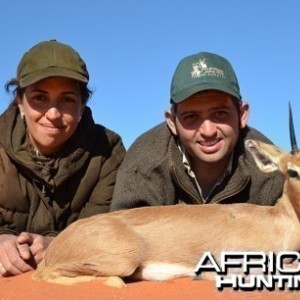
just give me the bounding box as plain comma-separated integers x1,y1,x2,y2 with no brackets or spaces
0,272,298,300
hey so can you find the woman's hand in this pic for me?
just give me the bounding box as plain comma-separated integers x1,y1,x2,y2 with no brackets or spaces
17,232,54,266
0,234,34,277
0,233,54,277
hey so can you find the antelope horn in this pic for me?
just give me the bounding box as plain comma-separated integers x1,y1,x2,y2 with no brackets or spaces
289,102,299,154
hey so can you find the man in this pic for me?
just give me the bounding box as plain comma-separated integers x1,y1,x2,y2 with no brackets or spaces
110,51,284,210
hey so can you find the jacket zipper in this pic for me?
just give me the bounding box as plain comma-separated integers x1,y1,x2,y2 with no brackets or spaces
42,184,47,196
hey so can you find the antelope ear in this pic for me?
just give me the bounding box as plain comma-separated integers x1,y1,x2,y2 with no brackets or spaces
245,139,286,173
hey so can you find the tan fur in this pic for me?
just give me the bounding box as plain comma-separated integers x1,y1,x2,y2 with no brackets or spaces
32,140,300,287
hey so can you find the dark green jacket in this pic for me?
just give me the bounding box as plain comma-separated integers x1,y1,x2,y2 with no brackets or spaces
111,123,284,211
0,104,125,236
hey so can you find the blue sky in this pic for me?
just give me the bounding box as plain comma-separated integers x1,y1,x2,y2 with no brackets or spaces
1,0,300,150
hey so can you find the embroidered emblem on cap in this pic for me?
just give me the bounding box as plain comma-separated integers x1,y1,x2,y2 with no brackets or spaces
191,58,225,79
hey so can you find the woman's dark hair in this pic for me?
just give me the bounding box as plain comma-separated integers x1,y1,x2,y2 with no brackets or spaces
5,78,93,105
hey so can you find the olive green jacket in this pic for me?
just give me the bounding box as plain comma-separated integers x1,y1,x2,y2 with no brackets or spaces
111,123,284,211
0,104,125,236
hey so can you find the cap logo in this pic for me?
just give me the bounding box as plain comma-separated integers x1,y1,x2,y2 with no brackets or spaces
191,58,225,79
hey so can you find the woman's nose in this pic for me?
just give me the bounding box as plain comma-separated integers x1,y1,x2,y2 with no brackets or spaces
44,106,62,119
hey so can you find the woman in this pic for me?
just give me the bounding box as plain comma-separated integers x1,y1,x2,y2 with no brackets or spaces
0,40,126,277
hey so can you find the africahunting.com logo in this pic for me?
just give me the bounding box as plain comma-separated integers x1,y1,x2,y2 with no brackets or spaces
194,251,300,291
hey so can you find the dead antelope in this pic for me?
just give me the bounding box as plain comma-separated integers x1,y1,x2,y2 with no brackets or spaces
32,109,300,288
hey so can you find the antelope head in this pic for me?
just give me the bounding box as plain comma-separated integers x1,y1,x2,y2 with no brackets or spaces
246,103,300,218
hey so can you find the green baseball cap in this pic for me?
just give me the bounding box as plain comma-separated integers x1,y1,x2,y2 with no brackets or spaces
170,51,241,103
17,40,89,88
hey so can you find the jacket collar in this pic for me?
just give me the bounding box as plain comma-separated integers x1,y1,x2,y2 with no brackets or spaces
167,126,252,204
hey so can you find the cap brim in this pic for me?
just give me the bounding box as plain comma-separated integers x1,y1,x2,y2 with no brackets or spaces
19,67,88,88
171,83,241,103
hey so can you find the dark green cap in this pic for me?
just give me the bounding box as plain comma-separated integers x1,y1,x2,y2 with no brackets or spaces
170,51,241,103
17,40,89,88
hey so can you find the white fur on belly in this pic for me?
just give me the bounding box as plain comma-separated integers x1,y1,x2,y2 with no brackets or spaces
140,263,194,281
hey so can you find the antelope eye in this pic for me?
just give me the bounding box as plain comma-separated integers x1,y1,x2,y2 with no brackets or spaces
288,169,299,179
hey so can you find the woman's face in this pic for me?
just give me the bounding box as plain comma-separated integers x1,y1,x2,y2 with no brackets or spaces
18,76,84,156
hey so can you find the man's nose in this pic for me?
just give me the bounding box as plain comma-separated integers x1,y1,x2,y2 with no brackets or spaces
199,119,217,136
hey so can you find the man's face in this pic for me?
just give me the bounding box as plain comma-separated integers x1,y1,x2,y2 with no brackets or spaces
166,91,249,168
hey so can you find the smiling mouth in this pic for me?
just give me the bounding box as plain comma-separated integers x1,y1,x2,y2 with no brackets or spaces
41,123,65,131
199,138,221,147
